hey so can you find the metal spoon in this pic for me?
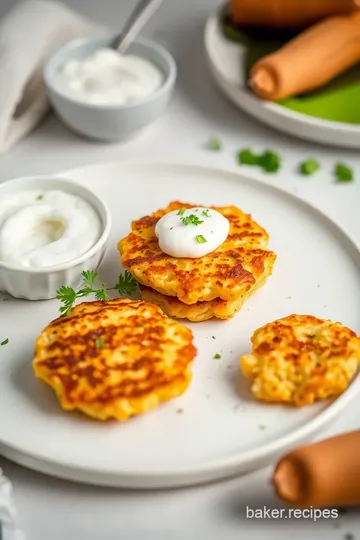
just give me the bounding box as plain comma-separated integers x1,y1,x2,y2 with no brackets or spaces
112,0,165,54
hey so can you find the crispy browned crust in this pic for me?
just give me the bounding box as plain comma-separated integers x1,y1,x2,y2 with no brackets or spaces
32,298,196,421
138,268,272,322
118,201,276,304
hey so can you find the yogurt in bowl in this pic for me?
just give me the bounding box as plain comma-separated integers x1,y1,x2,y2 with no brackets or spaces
44,36,177,141
56,47,165,106
0,176,111,300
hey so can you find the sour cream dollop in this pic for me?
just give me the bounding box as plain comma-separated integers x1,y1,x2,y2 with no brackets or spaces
56,48,165,105
155,207,230,258
0,190,102,268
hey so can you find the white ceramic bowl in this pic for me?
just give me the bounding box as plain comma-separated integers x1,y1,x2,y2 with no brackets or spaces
44,35,177,141
0,176,111,300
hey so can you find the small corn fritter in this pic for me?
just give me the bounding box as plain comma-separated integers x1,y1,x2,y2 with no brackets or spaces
118,201,276,305
240,314,360,406
33,298,196,421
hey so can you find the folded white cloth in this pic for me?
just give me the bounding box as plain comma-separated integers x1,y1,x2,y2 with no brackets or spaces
0,470,24,540
0,0,102,153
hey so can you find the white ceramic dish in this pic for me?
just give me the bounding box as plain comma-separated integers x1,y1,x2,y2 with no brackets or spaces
0,176,111,300
204,10,360,149
0,162,360,489
44,36,177,141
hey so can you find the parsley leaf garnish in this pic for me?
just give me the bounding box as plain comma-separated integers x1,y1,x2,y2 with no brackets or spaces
238,148,258,166
95,338,105,349
56,270,137,315
213,353,221,359
181,214,204,226
81,270,97,289
207,136,222,151
56,286,77,315
1,338,9,346
299,159,319,176
335,162,354,183
94,286,109,302
177,207,186,216
202,209,210,217
113,270,138,296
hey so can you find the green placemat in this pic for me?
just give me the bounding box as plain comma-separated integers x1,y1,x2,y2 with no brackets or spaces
222,15,360,124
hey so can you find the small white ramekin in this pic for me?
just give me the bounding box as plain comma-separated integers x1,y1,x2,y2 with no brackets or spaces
44,36,177,141
0,176,111,300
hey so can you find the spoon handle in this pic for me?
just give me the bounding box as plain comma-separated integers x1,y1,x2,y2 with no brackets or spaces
113,0,165,54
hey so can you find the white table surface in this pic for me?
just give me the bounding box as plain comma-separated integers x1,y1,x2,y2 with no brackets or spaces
1,1,360,539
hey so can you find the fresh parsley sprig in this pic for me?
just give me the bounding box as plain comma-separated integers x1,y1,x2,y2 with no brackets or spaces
56,270,137,316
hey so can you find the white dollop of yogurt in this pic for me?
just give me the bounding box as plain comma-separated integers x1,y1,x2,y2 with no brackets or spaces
155,207,230,258
56,48,165,105
0,190,102,268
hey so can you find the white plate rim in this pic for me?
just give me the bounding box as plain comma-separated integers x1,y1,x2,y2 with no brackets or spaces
204,10,360,148
1,160,360,486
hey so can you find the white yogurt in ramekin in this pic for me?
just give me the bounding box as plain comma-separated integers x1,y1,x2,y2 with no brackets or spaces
0,176,111,300
55,48,165,106
0,189,102,269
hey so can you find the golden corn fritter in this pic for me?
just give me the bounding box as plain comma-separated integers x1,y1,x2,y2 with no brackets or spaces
33,298,196,421
118,201,277,305
240,314,360,406
138,270,271,322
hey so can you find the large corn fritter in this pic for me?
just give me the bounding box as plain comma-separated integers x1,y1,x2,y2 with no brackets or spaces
118,201,276,306
33,298,196,421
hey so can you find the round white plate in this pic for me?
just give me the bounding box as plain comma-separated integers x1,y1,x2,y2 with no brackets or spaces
1,162,360,489
204,10,360,148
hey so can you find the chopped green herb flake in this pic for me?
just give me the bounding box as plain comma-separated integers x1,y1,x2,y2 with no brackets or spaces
237,148,281,173
238,148,259,166
177,207,186,216
1,338,9,346
213,353,221,359
212,336,216,339
181,214,203,226
299,158,319,176
207,136,222,151
95,338,105,349
202,209,210,217
259,424,267,431
259,150,281,173
36,194,44,201
195,234,207,244
177,408,184,414
335,162,354,183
